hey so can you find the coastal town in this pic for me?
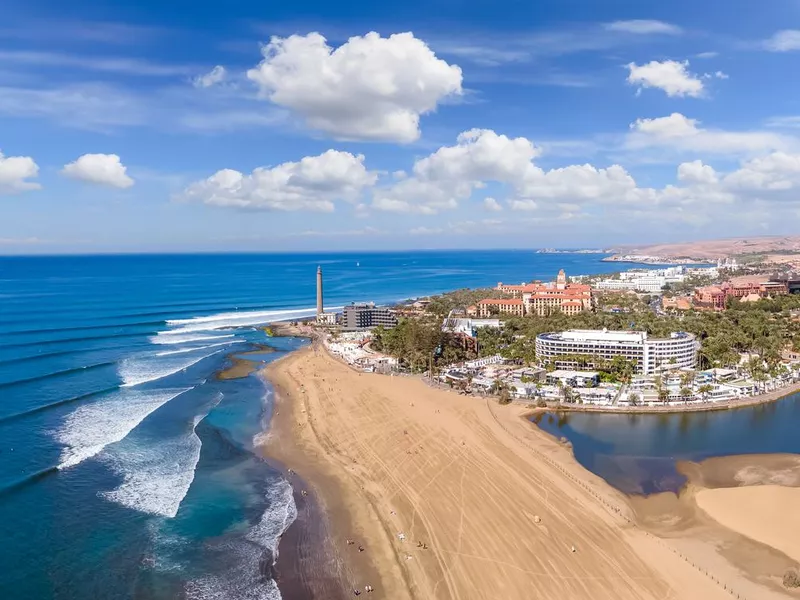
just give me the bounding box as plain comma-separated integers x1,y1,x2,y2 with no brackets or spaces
310,257,800,412
268,247,800,600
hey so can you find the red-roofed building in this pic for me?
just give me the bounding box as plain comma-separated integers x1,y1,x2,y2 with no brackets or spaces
694,285,726,310
493,269,593,316
476,298,525,317
694,278,789,311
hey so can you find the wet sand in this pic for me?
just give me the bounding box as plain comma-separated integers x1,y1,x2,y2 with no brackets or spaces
631,454,800,599
264,345,741,600
696,485,800,563
216,347,276,380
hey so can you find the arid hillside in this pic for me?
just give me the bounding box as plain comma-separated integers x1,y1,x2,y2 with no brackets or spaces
616,236,800,259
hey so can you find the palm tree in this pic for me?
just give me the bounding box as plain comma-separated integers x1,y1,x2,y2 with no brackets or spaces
658,387,670,404
698,383,713,402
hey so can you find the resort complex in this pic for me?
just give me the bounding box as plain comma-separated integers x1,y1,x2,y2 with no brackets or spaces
480,269,593,317
535,329,698,375
308,261,800,411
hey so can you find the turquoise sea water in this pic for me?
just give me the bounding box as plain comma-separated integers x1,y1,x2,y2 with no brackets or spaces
533,395,800,495
1,250,633,600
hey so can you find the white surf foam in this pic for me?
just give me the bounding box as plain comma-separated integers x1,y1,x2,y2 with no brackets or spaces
246,478,297,551
185,552,282,600
100,393,223,518
155,341,235,357
162,307,326,336
150,333,235,345
56,388,190,469
119,350,223,387
184,479,296,600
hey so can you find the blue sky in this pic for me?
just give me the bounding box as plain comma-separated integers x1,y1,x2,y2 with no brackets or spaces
3,0,800,253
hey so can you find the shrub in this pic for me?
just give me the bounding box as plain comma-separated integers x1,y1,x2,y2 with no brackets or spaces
783,568,800,589
536,398,547,408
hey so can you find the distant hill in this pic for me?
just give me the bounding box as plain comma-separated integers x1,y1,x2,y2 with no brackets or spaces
611,236,800,260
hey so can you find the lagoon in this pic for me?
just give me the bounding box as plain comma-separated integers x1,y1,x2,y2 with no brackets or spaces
532,392,800,495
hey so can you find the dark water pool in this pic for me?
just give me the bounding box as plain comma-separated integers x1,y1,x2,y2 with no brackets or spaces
531,393,800,495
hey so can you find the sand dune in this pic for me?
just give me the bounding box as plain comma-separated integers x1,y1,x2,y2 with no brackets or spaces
266,347,737,599
696,485,800,564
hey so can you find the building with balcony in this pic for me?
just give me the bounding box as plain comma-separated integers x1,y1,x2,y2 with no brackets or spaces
494,269,593,316
476,298,525,317
535,329,698,375
342,302,398,331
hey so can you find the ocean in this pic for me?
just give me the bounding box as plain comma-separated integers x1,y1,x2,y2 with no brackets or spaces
0,250,630,600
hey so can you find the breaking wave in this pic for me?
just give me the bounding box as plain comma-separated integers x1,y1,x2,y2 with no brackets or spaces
101,397,221,518
184,479,297,600
119,350,223,387
56,388,191,469
149,333,235,346
156,341,235,357
162,307,323,336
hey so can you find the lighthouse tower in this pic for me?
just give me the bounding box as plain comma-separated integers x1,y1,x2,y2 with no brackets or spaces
316,266,324,316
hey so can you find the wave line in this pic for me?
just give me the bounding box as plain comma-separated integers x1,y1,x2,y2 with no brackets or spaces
0,361,115,389
0,385,119,425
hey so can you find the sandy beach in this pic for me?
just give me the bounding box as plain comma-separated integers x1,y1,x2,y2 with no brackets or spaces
263,344,753,599
696,485,800,563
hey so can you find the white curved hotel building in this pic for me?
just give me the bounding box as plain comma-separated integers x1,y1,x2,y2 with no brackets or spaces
535,329,697,375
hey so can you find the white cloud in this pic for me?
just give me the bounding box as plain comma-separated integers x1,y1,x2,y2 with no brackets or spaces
296,226,383,237
0,50,192,77
0,84,144,130
483,197,502,211
767,116,800,129
61,154,134,188
0,236,45,244
179,149,376,211
723,152,800,191
430,43,529,66
519,163,647,204
372,128,656,215
509,199,538,211
246,31,463,142
677,160,718,185
414,128,540,182
372,129,538,214
628,113,792,155
0,150,40,194
626,60,704,98
193,65,226,88
764,30,800,52
409,226,444,235
695,51,719,59
604,20,682,35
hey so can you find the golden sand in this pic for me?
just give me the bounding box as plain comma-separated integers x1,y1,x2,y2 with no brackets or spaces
265,346,740,599
696,485,800,564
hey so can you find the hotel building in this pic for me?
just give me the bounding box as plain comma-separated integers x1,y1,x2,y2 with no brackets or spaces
535,329,698,375
476,298,525,317
495,269,593,317
342,302,398,331
694,279,789,311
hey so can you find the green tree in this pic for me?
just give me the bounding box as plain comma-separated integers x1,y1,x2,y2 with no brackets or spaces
697,383,713,401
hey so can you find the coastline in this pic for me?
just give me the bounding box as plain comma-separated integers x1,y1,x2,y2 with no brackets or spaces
630,454,800,599
262,346,401,600
532,380,800,415
260,340,755,599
